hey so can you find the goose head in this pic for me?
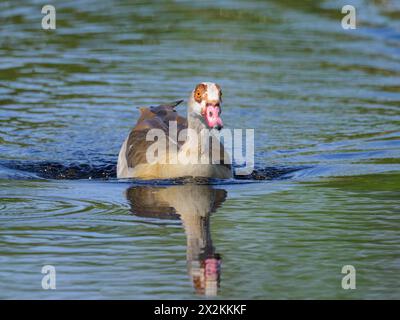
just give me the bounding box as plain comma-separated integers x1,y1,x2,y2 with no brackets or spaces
188,82,224,130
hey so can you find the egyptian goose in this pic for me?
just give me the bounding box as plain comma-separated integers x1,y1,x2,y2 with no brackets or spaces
117,82,232,179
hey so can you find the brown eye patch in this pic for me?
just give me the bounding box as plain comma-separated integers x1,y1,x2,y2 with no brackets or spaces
194,83,207,103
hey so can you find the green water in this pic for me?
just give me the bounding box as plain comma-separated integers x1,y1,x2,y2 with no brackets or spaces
0,0,399,299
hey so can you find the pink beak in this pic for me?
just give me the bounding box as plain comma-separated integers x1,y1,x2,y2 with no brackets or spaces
204,104,223,130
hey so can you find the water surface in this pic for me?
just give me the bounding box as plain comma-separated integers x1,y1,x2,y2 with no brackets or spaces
0,0,399,299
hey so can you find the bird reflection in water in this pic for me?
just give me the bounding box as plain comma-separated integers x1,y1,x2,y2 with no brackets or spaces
125,184,227,296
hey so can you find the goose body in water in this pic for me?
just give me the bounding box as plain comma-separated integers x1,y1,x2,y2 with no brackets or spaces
117,82,232,179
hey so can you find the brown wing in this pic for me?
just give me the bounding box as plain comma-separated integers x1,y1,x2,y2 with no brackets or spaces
125,100,187,168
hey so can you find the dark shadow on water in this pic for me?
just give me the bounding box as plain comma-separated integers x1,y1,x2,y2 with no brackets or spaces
126,184,226,296
0,160,306,183
0,161,116,180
